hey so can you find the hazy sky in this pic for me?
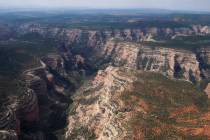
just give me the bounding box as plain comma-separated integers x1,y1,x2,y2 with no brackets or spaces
0,0,210,12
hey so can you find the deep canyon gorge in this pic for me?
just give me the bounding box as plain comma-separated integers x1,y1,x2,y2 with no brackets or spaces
1,12,210,140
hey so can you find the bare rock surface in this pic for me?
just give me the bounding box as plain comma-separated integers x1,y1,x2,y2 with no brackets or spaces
0,130,18,140
66,66,137,140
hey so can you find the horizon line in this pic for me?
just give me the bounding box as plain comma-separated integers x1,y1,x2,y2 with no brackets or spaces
0,7,210,14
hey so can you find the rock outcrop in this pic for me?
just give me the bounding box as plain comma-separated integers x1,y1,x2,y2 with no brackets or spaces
18,23,210,45
14,23,210,85
0,130,18,140
0,56,73,139
0,108,20,134
66,66,136,140
138,47,201,82
99,39,203,83
65,66,210,139
2,18,210,140
101,40,140,68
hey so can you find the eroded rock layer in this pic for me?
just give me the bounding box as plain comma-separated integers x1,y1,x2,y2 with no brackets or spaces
0,130,18,140
1,19,210,140
14,22,210,85
99,39,204,83
66,66,136,140
0,108,20,133
138,47,201,82
65,66,210,140
18,23,210,44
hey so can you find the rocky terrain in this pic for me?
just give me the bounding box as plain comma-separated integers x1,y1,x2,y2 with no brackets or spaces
0,37,96,139
0,130,18,140
1,12,210,140
18,23,210,42
0,59,75,139
66,66,136,139
65,66,210,140
12,23,210,84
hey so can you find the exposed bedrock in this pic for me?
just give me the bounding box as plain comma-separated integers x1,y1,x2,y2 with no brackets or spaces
0,108,20,134
96,39,210,97
0,55,74,139
18,23,210,44
99,40,205,83
0,130,18,140
66,66,136,140
138,47,201,82
15,23,210,85
17,23,210,84
1,22,210,139
20,59,75,139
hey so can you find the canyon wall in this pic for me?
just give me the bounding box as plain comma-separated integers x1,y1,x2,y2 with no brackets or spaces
65,65,210,140
1,22,210,139
16,23,210,84
18,23,210,44
66,66,137,140
99,39,210,83
0,54,76,139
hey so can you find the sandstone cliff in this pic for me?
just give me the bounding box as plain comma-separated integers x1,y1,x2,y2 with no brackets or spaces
15,23,210,85
65,66,210,140
1,20,210,140
99,39,207,83
66,66,136,140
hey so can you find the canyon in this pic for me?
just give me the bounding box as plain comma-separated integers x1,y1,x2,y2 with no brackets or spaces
16,23,210,85
1,12,210,140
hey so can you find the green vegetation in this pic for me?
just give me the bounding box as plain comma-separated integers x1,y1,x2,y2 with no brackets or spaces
0,11,210,139
0,34,56,105
133,72,207,108
143,35,210,51
121,72,210,139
